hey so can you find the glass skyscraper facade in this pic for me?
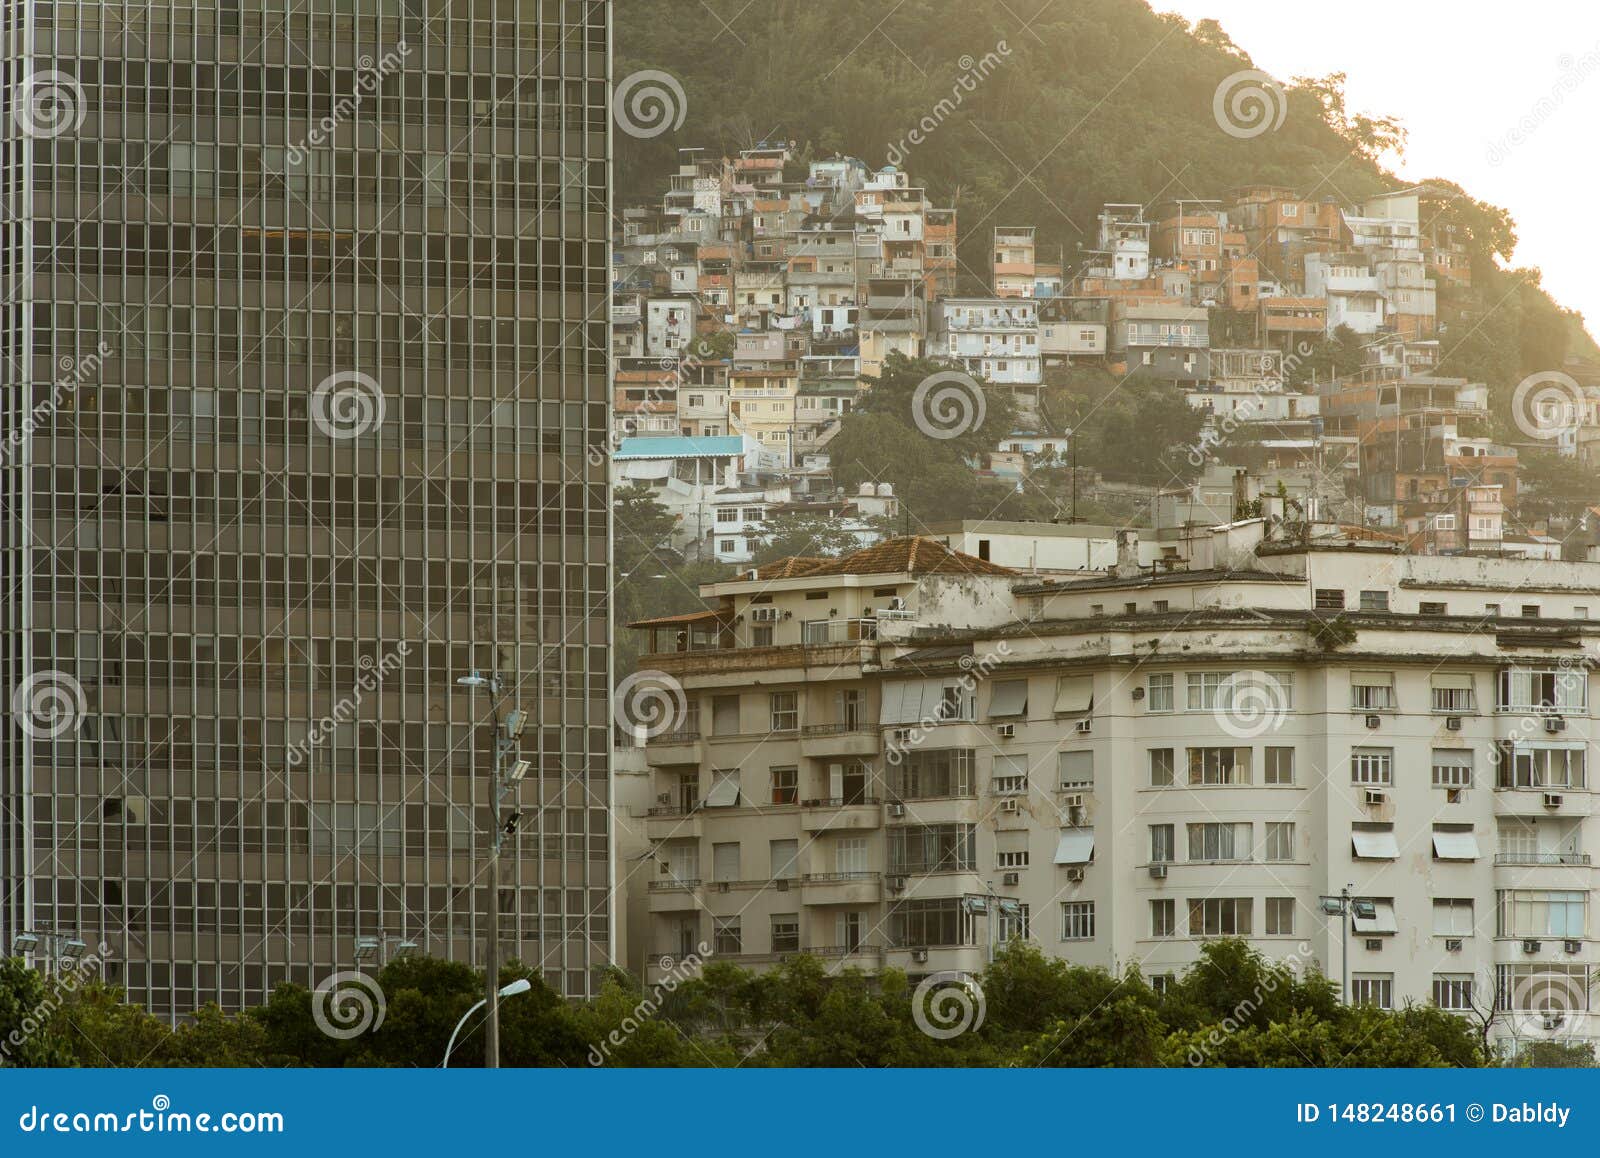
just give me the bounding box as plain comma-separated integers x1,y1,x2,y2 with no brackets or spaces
2,0,613,1014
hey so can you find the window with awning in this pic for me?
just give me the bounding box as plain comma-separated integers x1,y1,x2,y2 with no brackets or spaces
705,769,740,808
1432,826,1480,861
988,679,1029,719
1058,750,1094,788
1053,828,1095,865
1430,672,1476,712
1352,900,1398,935
880,678,973,726
1351,825,1399,859
1053,675,1093,715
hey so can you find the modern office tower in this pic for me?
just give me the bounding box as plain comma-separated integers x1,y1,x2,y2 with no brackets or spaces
1,1,612,1014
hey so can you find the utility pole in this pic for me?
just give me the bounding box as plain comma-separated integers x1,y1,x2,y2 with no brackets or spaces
1319,885,1376,1003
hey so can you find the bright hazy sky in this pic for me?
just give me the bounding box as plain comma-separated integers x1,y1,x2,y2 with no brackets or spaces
1159,0,1600,340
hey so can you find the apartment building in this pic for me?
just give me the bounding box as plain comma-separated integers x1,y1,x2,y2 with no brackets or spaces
4,1,614,1010
628,531,1600,1055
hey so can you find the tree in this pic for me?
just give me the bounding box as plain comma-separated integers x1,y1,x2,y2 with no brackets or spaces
1290,72,1408,161
751,510,868,564
0,958,77,1067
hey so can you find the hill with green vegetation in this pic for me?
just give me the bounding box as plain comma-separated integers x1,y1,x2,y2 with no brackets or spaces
616,0,1597,428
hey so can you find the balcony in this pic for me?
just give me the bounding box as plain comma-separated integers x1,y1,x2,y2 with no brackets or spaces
800,871,883,906
802,943,885,966
644,728,702,767
644,806,701,841
1494,852,1591,866
800,797,882,833
800,723,881,759
646,879,701,912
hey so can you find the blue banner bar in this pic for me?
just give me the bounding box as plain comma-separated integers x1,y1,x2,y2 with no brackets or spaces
1,1069,1594,1153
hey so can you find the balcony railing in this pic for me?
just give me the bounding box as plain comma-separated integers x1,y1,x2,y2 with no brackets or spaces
801,796,881,809
802,872,880,883
801,722,875,736
1493,852,1591,866
647,878,700,890
647,727,701,745
803,944,883,957
800,618,879,644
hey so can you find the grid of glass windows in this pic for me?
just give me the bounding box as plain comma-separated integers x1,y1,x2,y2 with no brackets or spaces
6,1,615,1014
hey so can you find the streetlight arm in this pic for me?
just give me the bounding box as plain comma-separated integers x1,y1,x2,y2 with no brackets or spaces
442,998,487,1069
441,980,533,1067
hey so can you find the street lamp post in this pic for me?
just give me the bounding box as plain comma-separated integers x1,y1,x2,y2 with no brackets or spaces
9,930,88,979
353,934,419,968
1319,885,1378,1003
442,978,533,1068
456,671,529,1069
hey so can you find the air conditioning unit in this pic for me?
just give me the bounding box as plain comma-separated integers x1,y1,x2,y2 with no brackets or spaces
911,948,929,964
1544,793,1564,809
888,876,907,892
1002,872,1020,886
1074,719,1093,735
656,792,672,804
1565,940,1583,955
1523,939,1542,954
1364,714,1381,729
1545,716,1567,733
1065,866,1085,883
892,729,912,743
1148,863,1168,880
1364,788,1386,806
1445,938,1463,953
750,606,781,623
775,878,790,892
1542,1013,1566,1031
1445,716,1462,732
1364,939,1383,951
996,723,1016,739
887,802,906,819
1000,798,1020,814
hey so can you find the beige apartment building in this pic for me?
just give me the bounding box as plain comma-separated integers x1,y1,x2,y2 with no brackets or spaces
624,530,1600,1055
